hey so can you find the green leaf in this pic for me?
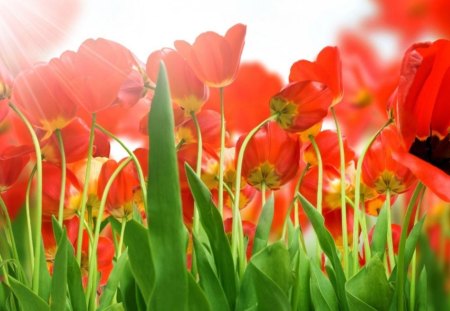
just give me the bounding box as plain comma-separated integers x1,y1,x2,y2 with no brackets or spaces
50,227,68,311
298,194,348,310
102,302,124,311
99,251,129,310
147,63,188,310
290,233,311,311
252,194,274,256
346,255,393,311
187,272,211,311
310,262,339,311
193,237,229,311
51,217,86,311
370,202,388,258
38,239,52,302
8,277,50,311
119,262,144,311
415,267,427,311
236,262,290,311
123,220,154,299
185,164,237,308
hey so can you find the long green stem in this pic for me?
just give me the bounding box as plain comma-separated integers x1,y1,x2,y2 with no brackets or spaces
117,219,127,259
218,87,225,217
331,107,349,276
352,119,392,275
410,189,425,311
386,190,396,272
281,163,309,240
87,158,132,310
77,113,97,264
55,129,67,226
232,115,277,276
261,183,266,207
396,182,424,311
191,112,203,231
9,103,43,294
95,124,147,211
25,165,37,270
309,135,323,261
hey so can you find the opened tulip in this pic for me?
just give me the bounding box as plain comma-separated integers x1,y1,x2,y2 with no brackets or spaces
393,39,450,201
236,121,300,190
147,48,208,113
175,24,246,88
290,46,343,104
270,80,334,132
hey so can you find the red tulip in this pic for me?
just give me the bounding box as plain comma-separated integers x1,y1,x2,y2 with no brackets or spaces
147,48,208,113
236,121,300,190
175,24,246,88
290,46,343,104
393,39,450,201
270,80,334,133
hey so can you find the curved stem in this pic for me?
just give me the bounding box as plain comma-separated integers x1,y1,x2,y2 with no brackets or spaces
0,253,10,285
26,165,37,270
331,107,349,276
55,129,67,226
410,189,425,311
87,157,132,309
77,113,96,264
117,219,127,259
352,119,393,275
191,112,203,232
95,124,147,211
396,182,424,311
9,103,43,294
232,115,277,276
309,135,323,261
218,87,225,217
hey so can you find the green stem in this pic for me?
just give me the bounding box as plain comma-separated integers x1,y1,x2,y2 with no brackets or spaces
261,183,266,207
9,103,43,294
232,115,277,276
0,253,9,285
25,165,37,271
281,163,310,241
77,113,97,264
352,119,393,275
222,182,235,204
331,107,349,276
117,219,127,259
309,135,323,261
360,195,371,264
218,87,226,217
95,124,147,211
0,196,21,275
55,129,67,226
386,190,396,272
87,157,132,310
396,182,424,311
410,189,424,311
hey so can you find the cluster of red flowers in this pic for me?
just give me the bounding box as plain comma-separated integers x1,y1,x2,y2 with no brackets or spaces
0,1,449,291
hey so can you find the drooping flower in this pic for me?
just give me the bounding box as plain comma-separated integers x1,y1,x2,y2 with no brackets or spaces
236,121,300,190
393,39,450,201
147,48,208,113
270,81,334,133
175,24,246,88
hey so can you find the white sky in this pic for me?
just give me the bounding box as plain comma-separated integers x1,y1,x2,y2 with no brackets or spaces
57,0,375,77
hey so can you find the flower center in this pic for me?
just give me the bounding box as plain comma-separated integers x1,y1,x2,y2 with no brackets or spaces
409,134,450,175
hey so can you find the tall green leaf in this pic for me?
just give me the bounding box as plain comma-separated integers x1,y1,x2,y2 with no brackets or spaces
50,229,68,311
147,63,188,310
187,273,211,311
298,194,348,310
310,262,338,311
99,251,129,310
185,164,237,308
252,194,274,255
370,202,388,258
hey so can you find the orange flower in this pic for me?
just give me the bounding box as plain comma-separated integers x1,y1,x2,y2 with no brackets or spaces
0,149,28,192
147,48,208,113
97,159,140,219
393,39,450,201
270,81,334,132
290,46,343,104
67,38,135,113
236,121,300,190
11,58,78,134
362,126,416,195
175,24,246,88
